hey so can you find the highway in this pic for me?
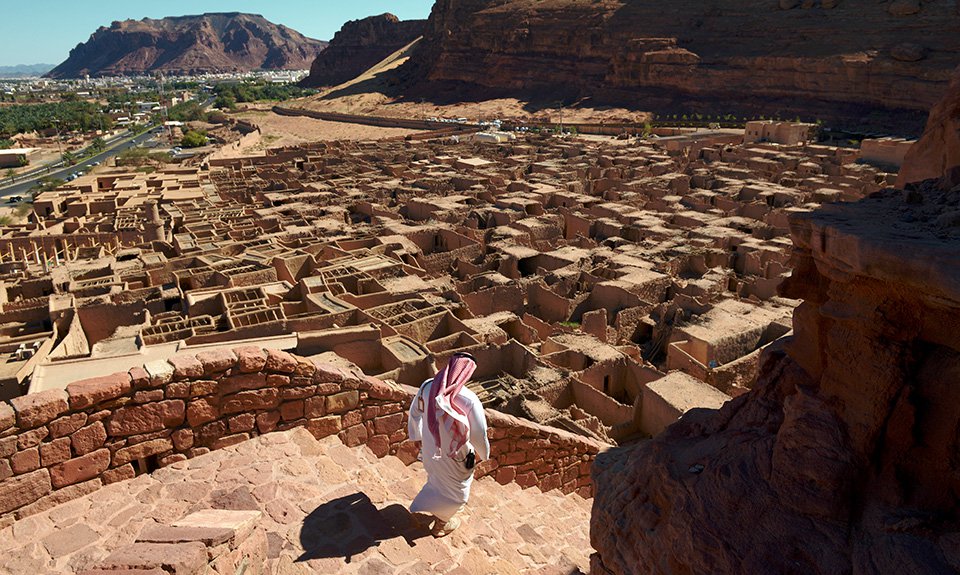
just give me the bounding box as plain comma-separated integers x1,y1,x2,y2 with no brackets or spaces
0,127,163,199
0,93,216,201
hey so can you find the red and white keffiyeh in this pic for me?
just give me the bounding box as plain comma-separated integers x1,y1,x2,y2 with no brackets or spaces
426,354,477,459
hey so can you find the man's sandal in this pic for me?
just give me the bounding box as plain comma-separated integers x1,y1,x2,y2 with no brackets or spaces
432,516,461,538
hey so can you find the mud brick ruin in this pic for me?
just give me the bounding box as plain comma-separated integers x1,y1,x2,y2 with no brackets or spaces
0,127,897,444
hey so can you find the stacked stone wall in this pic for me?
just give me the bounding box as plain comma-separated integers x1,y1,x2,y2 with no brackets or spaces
0,346,605,524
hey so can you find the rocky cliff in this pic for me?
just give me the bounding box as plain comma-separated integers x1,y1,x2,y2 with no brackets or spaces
898,66,960,188
590,75,960,573
407,0,960,131
300,13,426,88
47,13,327,78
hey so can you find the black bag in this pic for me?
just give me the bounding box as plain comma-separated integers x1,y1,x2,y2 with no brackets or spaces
465,450,476,469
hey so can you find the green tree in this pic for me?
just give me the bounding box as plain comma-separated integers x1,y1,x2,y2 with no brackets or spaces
214,93,237,111
167,101,207,122
91,137,106,152
180,130,207,148
36,176,64,192
5,168,15,183
0,101,112,137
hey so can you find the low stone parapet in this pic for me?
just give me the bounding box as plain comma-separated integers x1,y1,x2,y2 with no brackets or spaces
0,346,607,522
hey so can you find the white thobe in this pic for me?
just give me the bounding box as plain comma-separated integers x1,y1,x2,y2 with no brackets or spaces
407,379,490,521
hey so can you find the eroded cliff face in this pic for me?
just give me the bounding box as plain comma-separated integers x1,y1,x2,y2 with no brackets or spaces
301,14,426,88
898,66,960,188
589,76,960,573
411,0,960,129
47,13,327,78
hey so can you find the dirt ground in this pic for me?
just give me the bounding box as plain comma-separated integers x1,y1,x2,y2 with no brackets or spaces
217,36,650,155
302,94,650,126
0,202,33,224
215,37,649,153
224,108,421,156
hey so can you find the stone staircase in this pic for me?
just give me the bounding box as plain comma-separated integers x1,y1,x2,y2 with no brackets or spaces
0,427,593,574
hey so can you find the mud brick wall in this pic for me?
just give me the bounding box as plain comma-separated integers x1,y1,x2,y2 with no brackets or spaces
0,346,606,523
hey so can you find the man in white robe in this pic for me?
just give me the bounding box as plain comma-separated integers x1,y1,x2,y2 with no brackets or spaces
407,352,489,537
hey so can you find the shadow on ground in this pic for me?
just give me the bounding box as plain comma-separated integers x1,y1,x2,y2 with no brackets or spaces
297,491,431,563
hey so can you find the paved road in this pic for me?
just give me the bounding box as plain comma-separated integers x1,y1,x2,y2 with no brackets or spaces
5,131,132,183
0,95,215,200
0,128,163,199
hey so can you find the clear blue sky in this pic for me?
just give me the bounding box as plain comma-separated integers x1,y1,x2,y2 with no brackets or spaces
1,1,434,66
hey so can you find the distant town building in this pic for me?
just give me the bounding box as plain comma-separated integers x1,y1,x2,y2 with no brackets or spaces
0,147,40,168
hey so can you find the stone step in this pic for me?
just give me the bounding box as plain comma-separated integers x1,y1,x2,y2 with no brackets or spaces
79,510,267,575
0,427,593,574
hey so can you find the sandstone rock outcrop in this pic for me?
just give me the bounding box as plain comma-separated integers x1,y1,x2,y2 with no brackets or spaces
898,67,960,188
591,187,960,574
300,13,426,88
407,0,960,129
46,13,327,78
590,73,960,574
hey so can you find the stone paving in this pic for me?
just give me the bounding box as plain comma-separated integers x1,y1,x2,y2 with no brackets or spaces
0,428,592,574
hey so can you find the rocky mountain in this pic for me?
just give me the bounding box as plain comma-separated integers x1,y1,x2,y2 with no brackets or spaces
404,0,960,131
590,72,960,574
0,64,54,78
47,13,327,78
300,13,426,88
